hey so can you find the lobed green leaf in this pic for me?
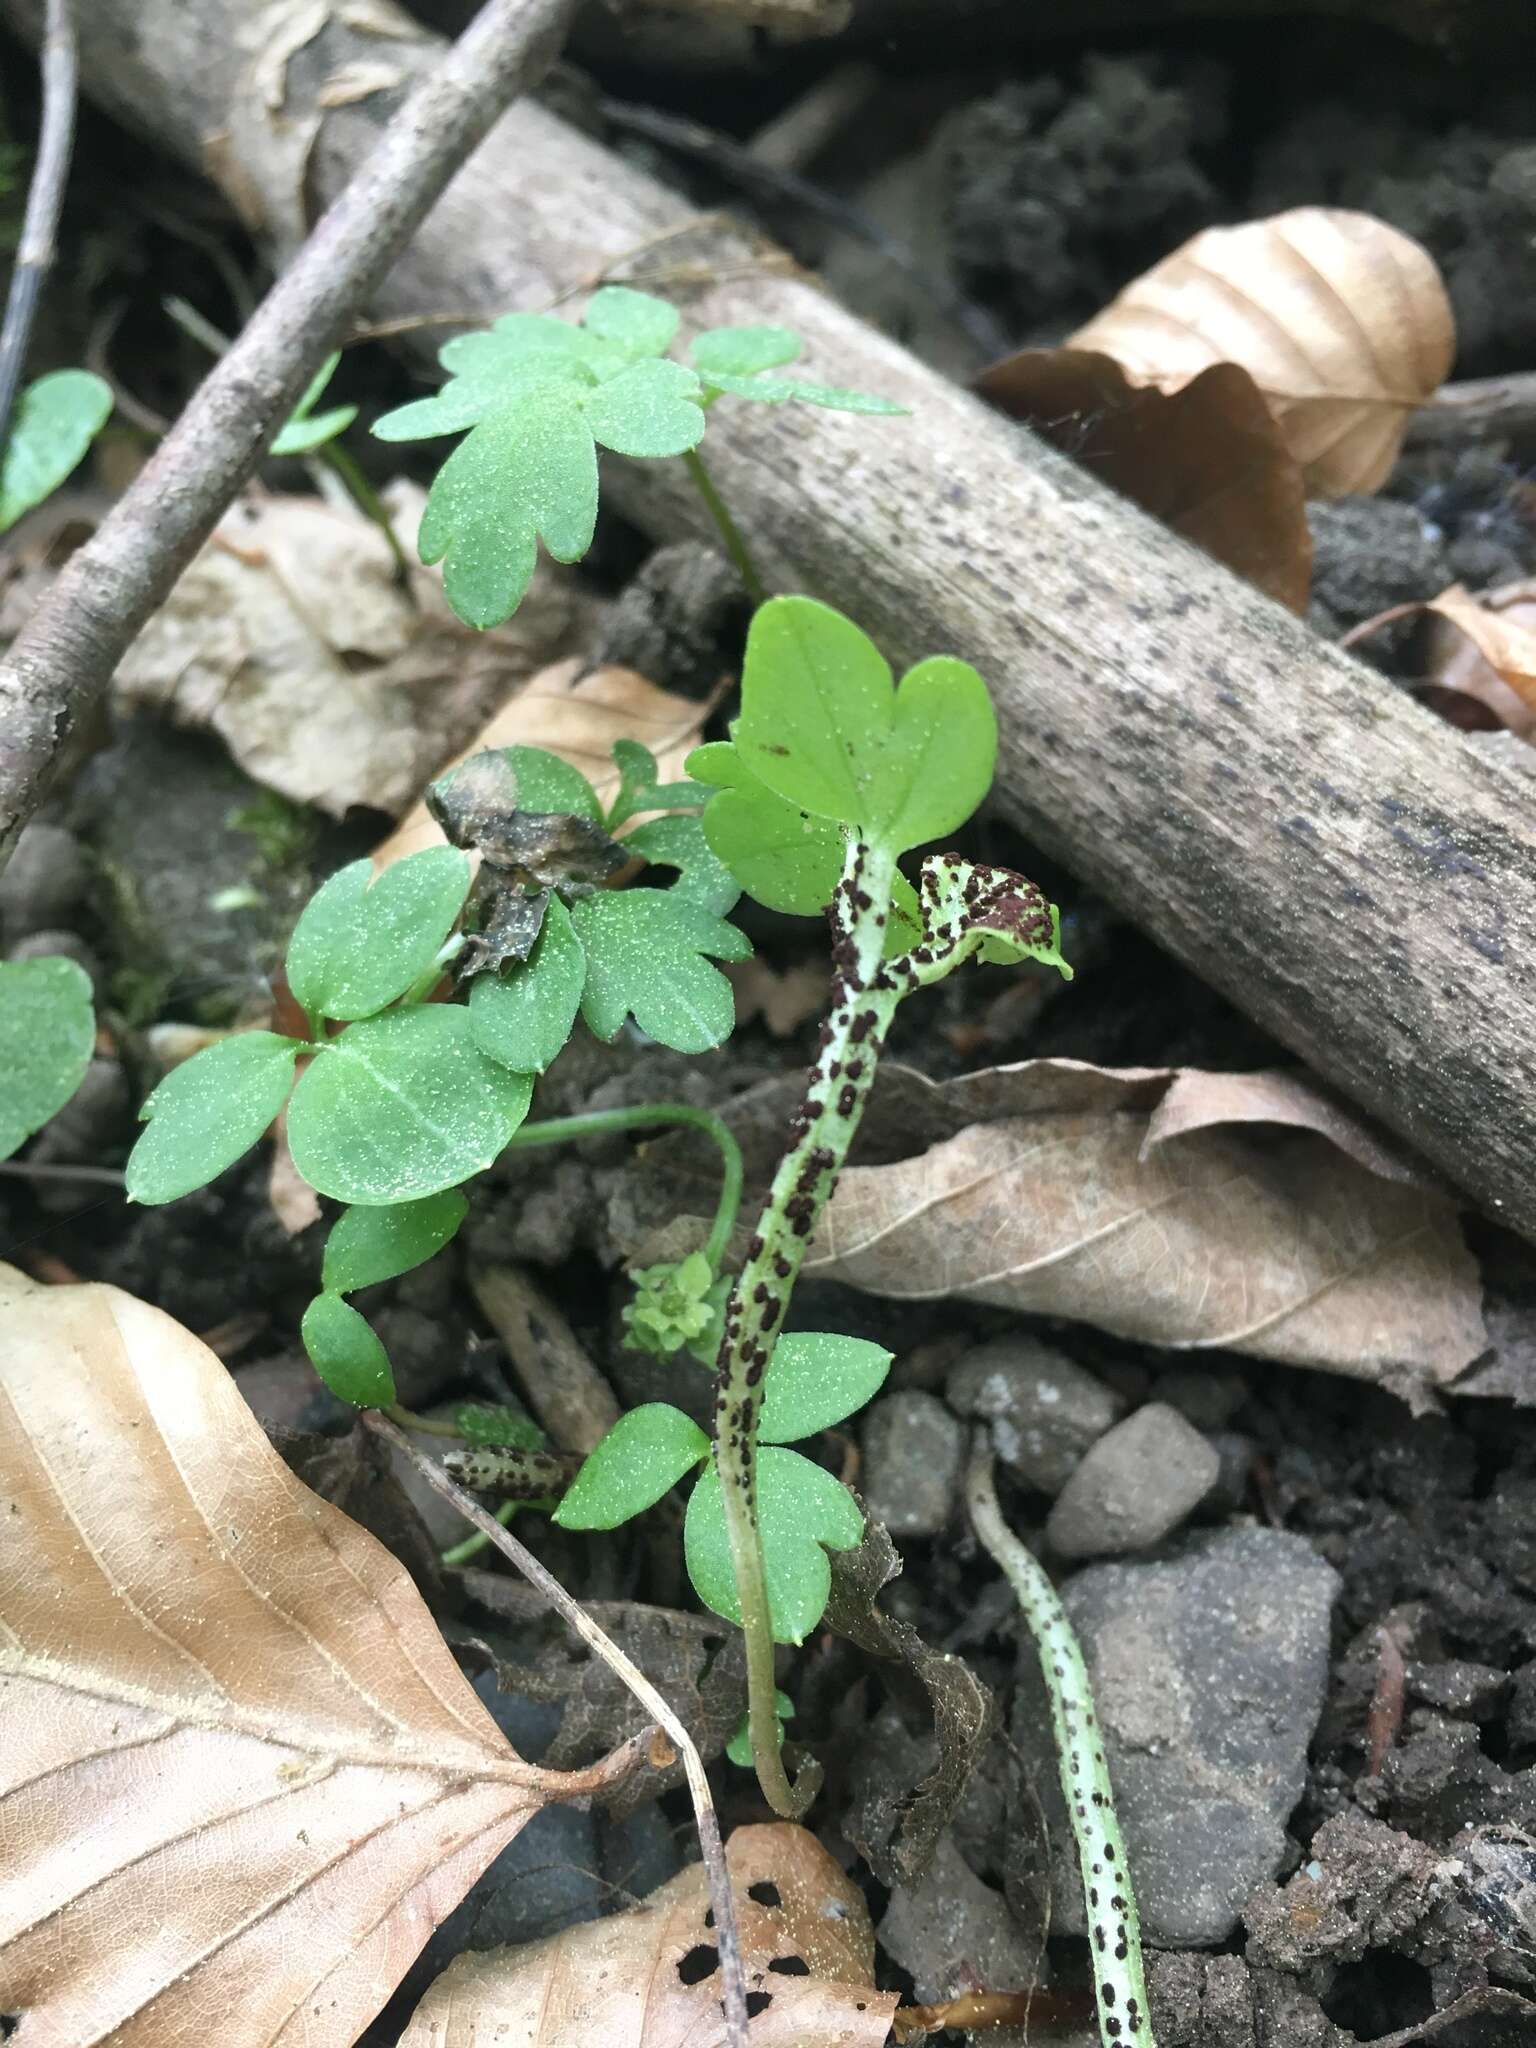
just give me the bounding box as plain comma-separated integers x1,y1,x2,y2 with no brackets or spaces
554,1403,710,1530
455,1402,544,1449
685,1447,865,1645
757,1332,893,1444
271,354,358,456
469,893,585,1074
571,890,750,1053
322,1189,469,1294
0,956,95,1162
623,814,740,916
0,370,113,534
691,326,800,378
583,286,680,359
286,1003,531,1204
285,847,470,1023
127,1031,304,1204
301,1291,396,1407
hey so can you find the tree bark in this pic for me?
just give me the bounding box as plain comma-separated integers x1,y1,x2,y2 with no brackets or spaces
5,0,1536,1246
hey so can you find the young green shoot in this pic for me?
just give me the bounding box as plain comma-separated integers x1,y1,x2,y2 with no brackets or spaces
0,367,111,533
372,286,904,628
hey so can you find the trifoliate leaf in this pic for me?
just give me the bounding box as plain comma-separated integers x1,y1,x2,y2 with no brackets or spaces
469,894,585,1074
286,1003,531,1204
285,847,470,1023
554,1404,710,1530
735,597,996,853
0,369,113,533
685,1448,865,1645
301,1292,395,1408
725,1690,794,1768
322,1189,469,1294
127,1031,305,1204
0,956,95,1161
372,352,594,442
583,285,680,359
691,742,844,918
581,358,705,459
417,386,599,629
623,814,740,915
758,1333,893,1444
271,354,357,456
606,738,711,830
692,326,801,378
571,890,750,1053
438,314,625,381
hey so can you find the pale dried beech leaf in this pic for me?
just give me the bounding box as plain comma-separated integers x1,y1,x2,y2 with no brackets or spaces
1069,206,1454,494
115,488,596,818
375,658,715,870
0,1270,634,2048
726,956,828,1038
399,1821,898,2048
976,351,1311,610
1421,582,1536,730
792,1059,1483,1397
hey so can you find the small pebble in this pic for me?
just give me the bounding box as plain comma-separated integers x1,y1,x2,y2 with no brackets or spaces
1046,1401,1219,1558
1154,1366,1246,1430
0,821,88,941
7,927,105,998
862,1390,963,1538
947,1336,1122,1495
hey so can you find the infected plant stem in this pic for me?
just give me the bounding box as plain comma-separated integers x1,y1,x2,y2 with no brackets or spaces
966,1439,1157,2048
711,834,898,1815
364,1408,750,2048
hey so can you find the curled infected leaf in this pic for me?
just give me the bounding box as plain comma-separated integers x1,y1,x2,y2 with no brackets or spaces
0,1273,636,2048
398,1822,898,2048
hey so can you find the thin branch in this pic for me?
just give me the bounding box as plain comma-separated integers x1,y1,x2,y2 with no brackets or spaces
0,0,78,453
1407,369,1536,449
363,1408,749,2048
0,0,579,869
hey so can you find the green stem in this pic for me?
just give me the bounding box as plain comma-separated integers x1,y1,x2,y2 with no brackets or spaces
711,836,900,1816
505,1102,744,1271
441,1497,517,1568
322,439,413,588
682,445,766,605
385,1403,461,1438
967,1443,1157,2048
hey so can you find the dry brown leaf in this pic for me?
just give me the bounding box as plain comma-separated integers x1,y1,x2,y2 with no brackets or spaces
374,658,716,869
1421,582,1536,731
115,487,597,818
726,955,828,1037
978,208,1454,604
0,1269,634,2048
789,1060,1483,1398
399,1821,898,2048
976,352,1312,611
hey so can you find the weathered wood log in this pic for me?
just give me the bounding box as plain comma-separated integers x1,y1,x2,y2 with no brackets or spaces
6,0,1536,1246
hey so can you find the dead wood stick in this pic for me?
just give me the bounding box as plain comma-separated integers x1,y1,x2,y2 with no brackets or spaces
0,0,579,864
364,1408,750,2048
468,1263,622,1454
1406,370,1536,449
9,0,1536,1250
0,0,76,453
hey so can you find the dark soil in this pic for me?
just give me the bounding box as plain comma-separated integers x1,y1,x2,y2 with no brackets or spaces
6,8,1536,2047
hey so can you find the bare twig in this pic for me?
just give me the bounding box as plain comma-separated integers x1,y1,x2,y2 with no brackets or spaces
0,0,578,869
1408,369,1536,449
363,1408,749,2048
0,0,77,453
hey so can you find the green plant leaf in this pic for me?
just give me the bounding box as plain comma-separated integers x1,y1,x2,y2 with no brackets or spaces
623,814,740,915
455,1402,544,1449
734,597,996,853
605,738,710,830
497,744,605,822
127,1031,305,1204
571,890,750,1053
0,956,95,1161
468,893,585,1074
553,1403,710,1529
286,1004,531,1204
271,354,358,456
583,286,680,359
439,314,625,380
373,352,595,443
692,327,801,378
581,358,705,459
286,847,470,1023
685,1447,864,1645
301,1291,396,1407
417,386,599,629
758,1332,893,1444
322,1189,468,1293
0,369,113,533
725,1690,794,1768
691,741,844,917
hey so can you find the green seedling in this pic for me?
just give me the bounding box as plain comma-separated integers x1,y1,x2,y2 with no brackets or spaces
372,285,904,628
269,353,358,457
0,955,95,1158
0,368,112,533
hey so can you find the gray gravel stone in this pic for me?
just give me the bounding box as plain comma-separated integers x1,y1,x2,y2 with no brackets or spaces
0,821,87,942
947,1337,1122,1495
879,1832,1042,2004
1046,1401,1219,1558
1015,1527,1339,1946
862,1390,964,1538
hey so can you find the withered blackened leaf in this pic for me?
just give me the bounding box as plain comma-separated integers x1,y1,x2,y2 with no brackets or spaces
826,1511,995,1885
458,878,550,978
428,750,626,891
